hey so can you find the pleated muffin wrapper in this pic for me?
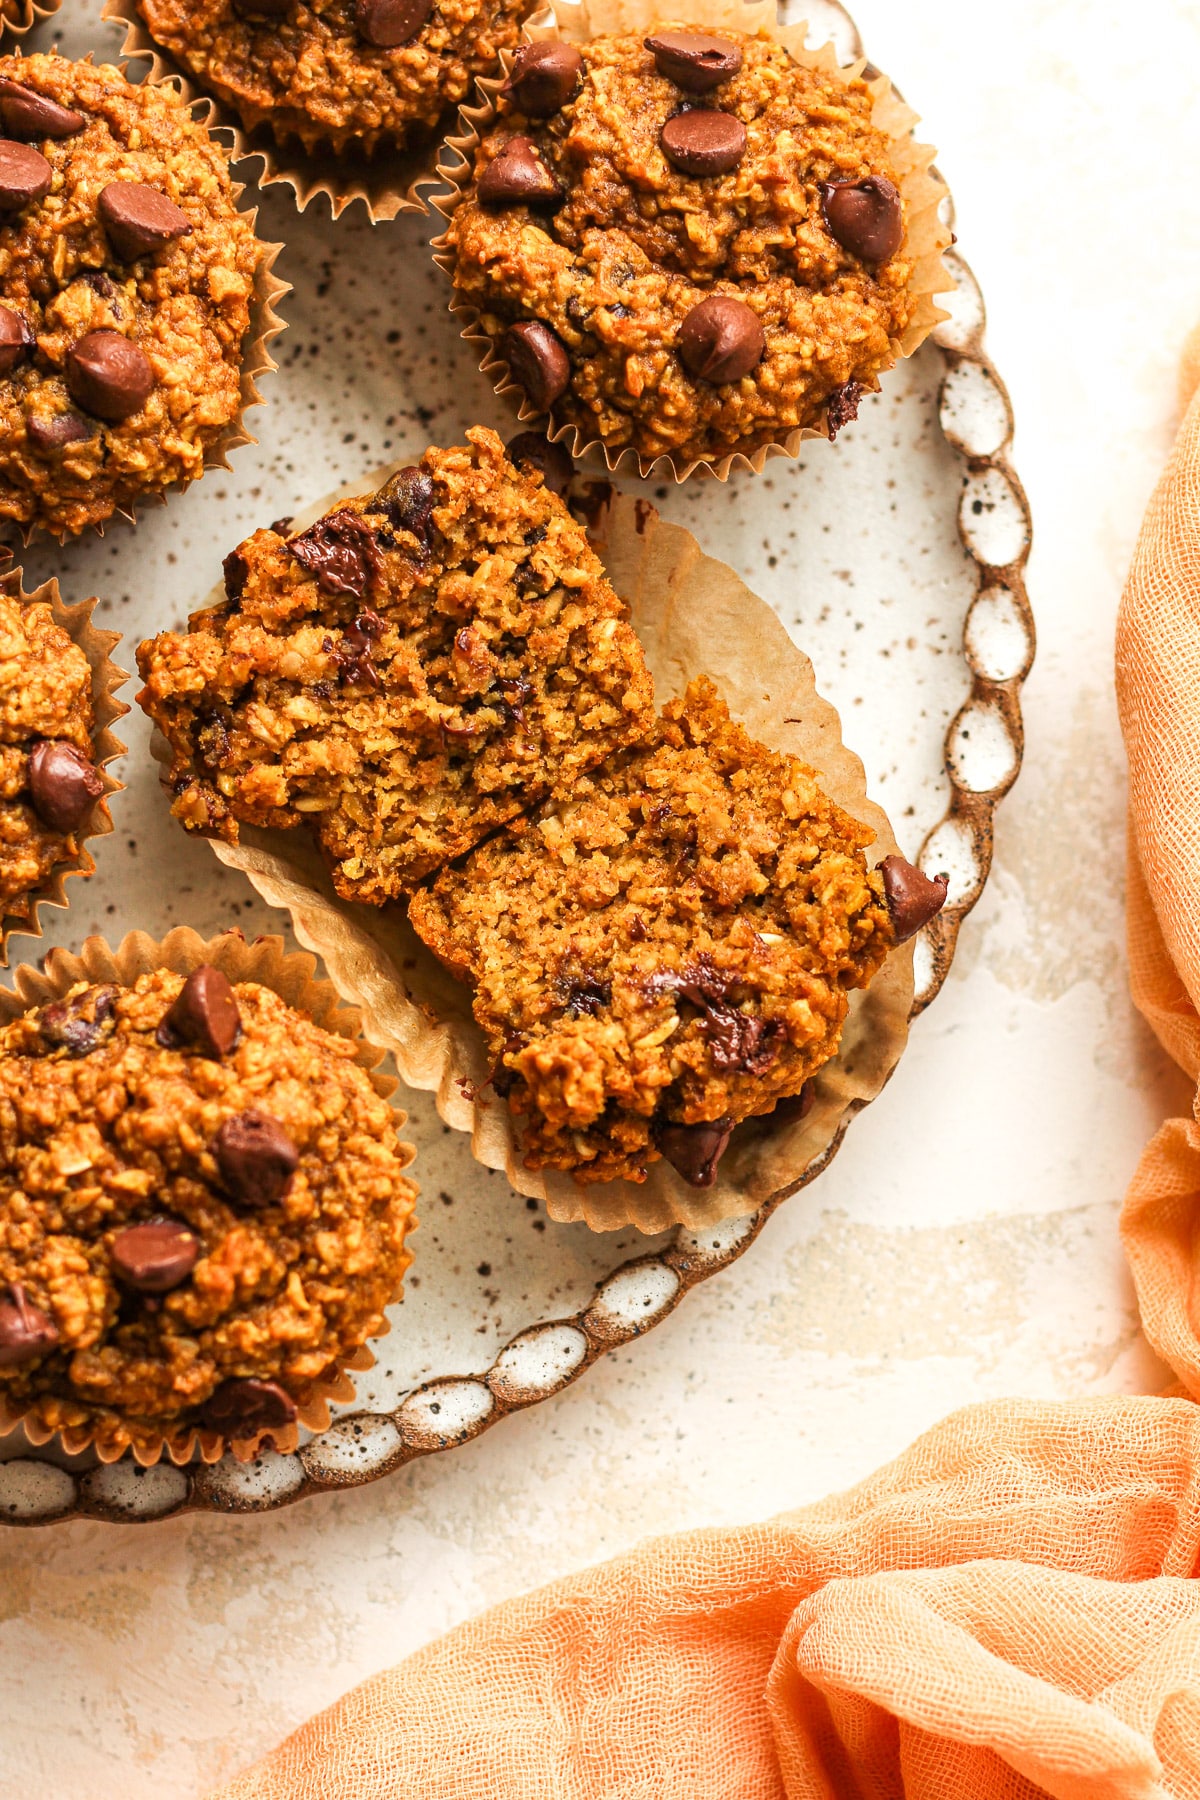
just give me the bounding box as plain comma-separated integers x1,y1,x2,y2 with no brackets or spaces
0,566,129,966
0,925,417,1466
431,0,954,482
102,0,443,221
0,0,62,42
161,465,914,1235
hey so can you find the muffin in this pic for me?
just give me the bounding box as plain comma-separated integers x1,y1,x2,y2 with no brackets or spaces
130,0,538,158
137,427,655,905
0,962,417,1461
442,26,940,468
0,52,265,538
409,677,946,1187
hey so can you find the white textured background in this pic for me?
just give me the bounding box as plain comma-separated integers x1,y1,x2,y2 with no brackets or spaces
5,0,1200,1790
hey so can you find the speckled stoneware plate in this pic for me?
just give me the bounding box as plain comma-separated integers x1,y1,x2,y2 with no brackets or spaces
0,0,1032,1524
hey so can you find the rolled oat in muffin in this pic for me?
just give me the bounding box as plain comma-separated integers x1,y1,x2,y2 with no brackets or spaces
0,52,264,538
443,26,941,467
0,962,417,1461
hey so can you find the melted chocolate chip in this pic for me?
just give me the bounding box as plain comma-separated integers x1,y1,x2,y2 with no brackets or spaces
770,1081,814,1127
820,174,903,265
0,1283,57,1366
223,547,250,600
334,608,385,689
158,965,242,1058
826,379,863,440
506,430,574,497
27,413,91,454
289,509,382,598
478,134,563,207
560,976,612,1018
110,1218,199,1293
215,1110,299,1208
501,41,582,116
98,181,193,261
66,329,154,422
37,984,118,1057
660,109,745,176
377,466,434,544
201,1376,297,1438
28,740,103,832
0,302,31,375
644,31,743,92
700,1005,784,1075
354,0,430,46
879,854,949,942
0,139,50,212
678,295,764,384
0,80,85,141
504,320,570,412
656,1115,734,1187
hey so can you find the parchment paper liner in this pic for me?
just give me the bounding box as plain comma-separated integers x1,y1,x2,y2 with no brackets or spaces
0,567,129,967
431,0,953,482
0,926,417,1465
0,0,61,42
0,43,289,543
102,0,442,221
159,461,913,1235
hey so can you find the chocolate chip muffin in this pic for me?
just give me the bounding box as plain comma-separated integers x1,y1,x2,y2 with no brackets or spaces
443,28,928,466
410,677,946,1187
137,427,655,905
0,52,263,538
0,583,110,925
132,0,537,157
0,963,417,1460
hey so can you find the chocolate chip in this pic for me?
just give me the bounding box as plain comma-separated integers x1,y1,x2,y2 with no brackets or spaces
660,109,745,176
501,41,582,115
879,854,949,942
201,1376,297,1438
67,329,154,422
377,466,434,543
354,0,430,47
37,984,117,1057
504,320,570,412
656,1115,734,1187
506,430,573,497
28,740,103,832
158,965,242,1058
678,295,764,384
289,509,382,598
701,1005,784,1075
770,1081,814,1127
820,174,903,264
215,1110,299,1209
0,1283,57,1366
27,413,91,453
231,0,290,15
645,31,742,92
110,1218,199,1294
560,976,611,1018
334,608,385,688
826,379,863,440
0,139,51,212
98,181,192,261
0,302,31,374
0,80,85,141
478,134,563,207
222,546,249,600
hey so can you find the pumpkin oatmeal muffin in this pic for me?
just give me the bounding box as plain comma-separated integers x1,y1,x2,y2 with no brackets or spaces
137,427,655,905
132,0,538,157
0,52,263,539
410,677,945,1188
0,964,417,1459
444,27,922,465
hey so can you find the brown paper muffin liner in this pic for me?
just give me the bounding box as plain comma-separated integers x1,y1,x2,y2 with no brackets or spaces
102,0,440,221
431,0,953,482
161,463,913,1235
0,0,61,41
0,567,129,966
0,925,416,1465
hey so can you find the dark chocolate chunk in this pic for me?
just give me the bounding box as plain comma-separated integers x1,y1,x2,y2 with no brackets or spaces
201,1376,297,1438
656,1115,734,1187
770,1081,814,1127
506,430,573,497
215,1110,299,1208
678,295,764,385
504,320,570,412
501,41,582,116
0,139,51,212
222,546,250,600
28,739,103,832
376,466,434,543
820,174,903,265
354,0,430,47
660,109,745,176
27,412,92,454
0,302,31,374
560,976,611,1018
37,984,118,1057
478,134,563,207
0,79,85,141
0,1283,57,1366
98,181,192,261
879,854,949,942
158,965,242,1058
66,329,154,422
700,1005,784,1075
334,608,385,689
110,1218,199,1293
644,31,742,92
289,509,382,598
826,379,863,440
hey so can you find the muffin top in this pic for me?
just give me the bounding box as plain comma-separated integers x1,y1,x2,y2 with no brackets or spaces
0,965,417,1460
0,583,104,920
137,427,655,905
446,28,917,466
135,0,538,156
0,53,260,539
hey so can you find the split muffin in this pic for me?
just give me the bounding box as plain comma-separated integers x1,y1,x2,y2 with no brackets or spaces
0,963,417,1460
137,428,655,904
0,52,263,538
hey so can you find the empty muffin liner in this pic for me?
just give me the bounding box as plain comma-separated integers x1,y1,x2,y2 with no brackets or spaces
0,568,129,967
0,925,417,1465
431,0,954,482
0,0,61,41
156,464,914,1235
102,0,444,221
